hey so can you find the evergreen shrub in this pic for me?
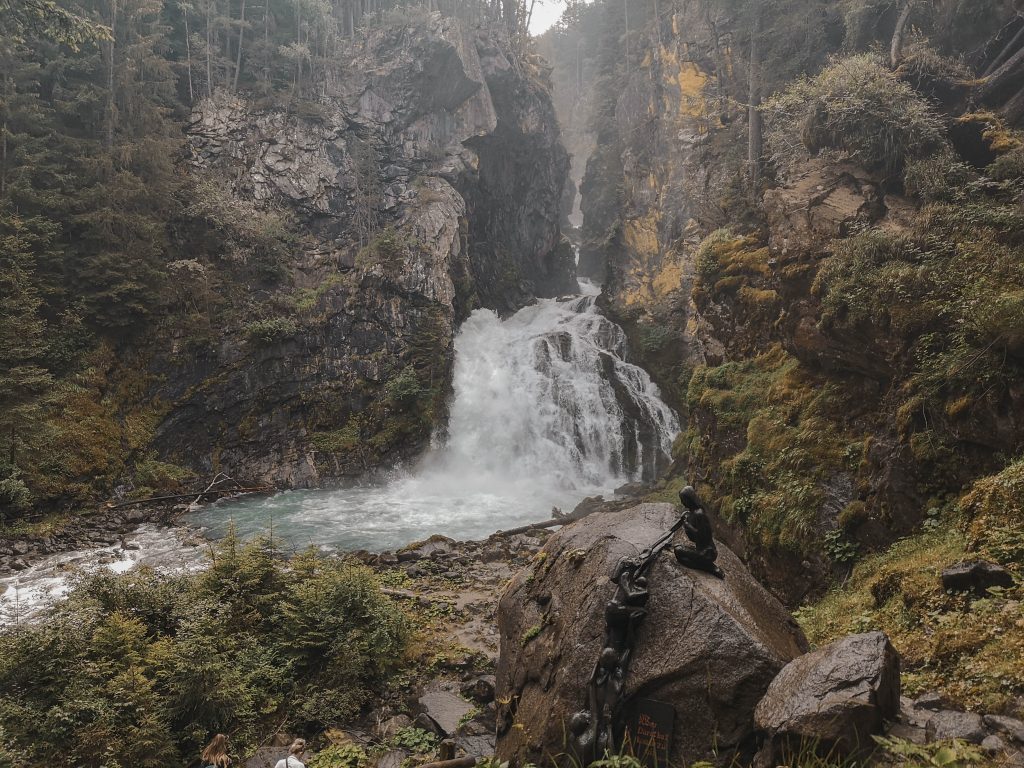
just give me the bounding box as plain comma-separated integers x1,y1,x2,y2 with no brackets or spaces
763,53,947,177
0,531,410,766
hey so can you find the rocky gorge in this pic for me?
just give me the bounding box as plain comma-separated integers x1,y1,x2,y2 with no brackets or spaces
2,0,1024,765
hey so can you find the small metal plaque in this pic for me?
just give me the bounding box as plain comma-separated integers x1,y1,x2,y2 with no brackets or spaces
623,698,675,768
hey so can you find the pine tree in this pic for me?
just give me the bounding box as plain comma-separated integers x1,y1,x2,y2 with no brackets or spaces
0,211,56,514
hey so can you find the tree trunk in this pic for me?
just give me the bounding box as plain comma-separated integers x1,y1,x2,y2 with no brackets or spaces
984,19,1024,77
652,0,660,52
222,0,231,87
576,38,582,101
890,0,914,69
205,0,213,97
295,0,302,92
979,41,1024,102
233,0,246,90
1,74,8,200
623,0,629,75
263,0,269,82
748,8,763,186
183,3,194,102
107,0,117,151
1003,78,1024,125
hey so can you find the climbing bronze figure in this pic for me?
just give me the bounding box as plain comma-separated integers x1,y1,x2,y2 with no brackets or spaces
570,486,724,765
673,486,725,580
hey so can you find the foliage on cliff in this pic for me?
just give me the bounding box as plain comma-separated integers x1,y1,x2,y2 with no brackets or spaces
762,53,948,177
0,529,410,767
798,458,1024,714
549,0,1024,602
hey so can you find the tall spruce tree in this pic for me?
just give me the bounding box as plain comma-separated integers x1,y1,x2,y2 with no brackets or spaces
0,213,56,515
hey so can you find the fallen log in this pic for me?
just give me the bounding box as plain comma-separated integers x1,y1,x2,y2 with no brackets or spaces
105,486,273,509
417,758,476,768
492,512,589,537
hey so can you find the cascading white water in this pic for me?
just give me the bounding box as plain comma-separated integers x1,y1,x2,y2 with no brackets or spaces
186,281,679,551
444,282,677,489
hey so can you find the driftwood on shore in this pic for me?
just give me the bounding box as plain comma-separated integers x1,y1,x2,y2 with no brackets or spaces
105,486,274,510
418,758,477,768
491,511,590,537
104,473,274,518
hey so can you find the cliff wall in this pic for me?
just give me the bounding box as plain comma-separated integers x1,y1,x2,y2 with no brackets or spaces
562,0,1024,601
149,17,575,487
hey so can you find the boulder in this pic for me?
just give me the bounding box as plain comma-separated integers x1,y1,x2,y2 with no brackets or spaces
460,675,496,704
985,714,1024,745
377,714,413,740
913,692,950,711
495,503,807,766
926,710,986,744
418,689,475,737
376,749,408,768
982,735,1011,755
941,561,1015,596
887,696,929,744
399,535,456,562
755,632,900,757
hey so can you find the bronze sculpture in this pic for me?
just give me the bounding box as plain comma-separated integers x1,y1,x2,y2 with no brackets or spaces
570,486,724,765
673,486,724,579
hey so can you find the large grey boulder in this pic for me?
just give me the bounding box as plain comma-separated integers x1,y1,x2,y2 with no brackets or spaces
755,631,900,757
495,503,808,766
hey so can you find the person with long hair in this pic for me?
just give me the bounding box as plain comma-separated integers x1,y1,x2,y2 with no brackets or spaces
201,733,233,767
274,738,307,768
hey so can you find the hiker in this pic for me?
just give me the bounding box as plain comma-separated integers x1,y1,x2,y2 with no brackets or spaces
201,733,233,767
274,738,307,768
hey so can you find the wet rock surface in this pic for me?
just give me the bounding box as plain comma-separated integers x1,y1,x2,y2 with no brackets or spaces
925,710,987,744
887,696,1024,763
755,631,900,757
941,560,1015,596
418,686,475,737
495,502,808,767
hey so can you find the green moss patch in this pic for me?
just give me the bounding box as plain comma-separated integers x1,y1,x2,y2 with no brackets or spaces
685,346,852,554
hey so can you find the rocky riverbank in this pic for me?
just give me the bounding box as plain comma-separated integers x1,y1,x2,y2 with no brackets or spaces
0,506,191,575
4,495,1023,768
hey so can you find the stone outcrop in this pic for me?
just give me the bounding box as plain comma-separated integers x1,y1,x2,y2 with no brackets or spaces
495,503,807,766
754,631,901,758
150,17,574,486
940,560,1015,596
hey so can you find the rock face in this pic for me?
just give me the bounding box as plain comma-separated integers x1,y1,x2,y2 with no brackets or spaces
150,17,574,486
755,631,901,757
495,503,808,766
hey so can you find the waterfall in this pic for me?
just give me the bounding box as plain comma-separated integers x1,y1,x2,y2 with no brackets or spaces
442,283,679,489
191,284,680,549
0,284,681,622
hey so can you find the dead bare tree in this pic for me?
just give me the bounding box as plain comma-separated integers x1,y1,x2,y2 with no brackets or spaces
890,0,914,69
